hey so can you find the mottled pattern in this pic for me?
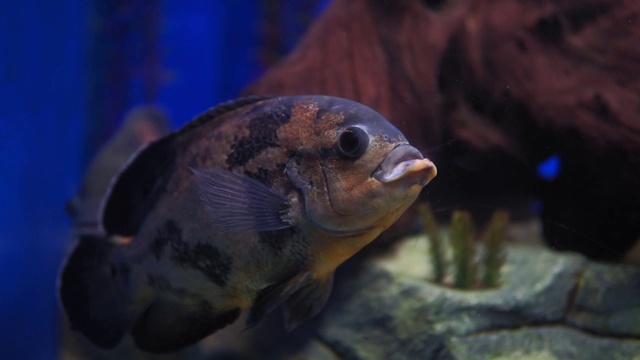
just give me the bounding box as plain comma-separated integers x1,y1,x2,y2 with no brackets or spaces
226,104,291,168
152,220,233,286
244,162,287,186
258,227,300,254
146,274,188,298
245,167,272,184
149,219,181,260
186,243,233,286
179,96,271,135
319,146,334,161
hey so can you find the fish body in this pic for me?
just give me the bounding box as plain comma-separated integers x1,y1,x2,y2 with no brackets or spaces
60,95,436,353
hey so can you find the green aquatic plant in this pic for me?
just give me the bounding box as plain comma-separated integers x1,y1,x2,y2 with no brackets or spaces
419,204,509,289
481,210,509,288
418,203,445,283
450,210,477,289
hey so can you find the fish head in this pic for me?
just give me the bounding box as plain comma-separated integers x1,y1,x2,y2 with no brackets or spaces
284,96,437,236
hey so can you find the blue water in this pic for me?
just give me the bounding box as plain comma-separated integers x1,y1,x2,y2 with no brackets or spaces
0,2,87,358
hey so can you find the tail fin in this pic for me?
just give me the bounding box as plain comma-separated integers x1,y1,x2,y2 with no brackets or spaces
59,235,132,348
60,106,170,349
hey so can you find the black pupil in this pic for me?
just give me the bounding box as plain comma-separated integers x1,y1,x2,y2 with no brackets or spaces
340,131,360,153
337,127,368,158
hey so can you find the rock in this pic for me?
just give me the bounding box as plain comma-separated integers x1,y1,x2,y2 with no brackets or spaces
448,327,640,360
376,239,586,337
295,236,640,359
567,262,640,337
318,269,453,360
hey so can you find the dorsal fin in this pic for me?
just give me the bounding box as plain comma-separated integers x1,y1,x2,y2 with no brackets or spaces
101,96,274,236
179,95,272,134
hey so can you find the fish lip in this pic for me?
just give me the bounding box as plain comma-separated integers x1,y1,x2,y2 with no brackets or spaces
373,144,437,185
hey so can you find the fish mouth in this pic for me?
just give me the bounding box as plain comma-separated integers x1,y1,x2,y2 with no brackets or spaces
373,144,437,186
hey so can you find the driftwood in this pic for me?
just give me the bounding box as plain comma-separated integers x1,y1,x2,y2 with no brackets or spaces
245,0,640,260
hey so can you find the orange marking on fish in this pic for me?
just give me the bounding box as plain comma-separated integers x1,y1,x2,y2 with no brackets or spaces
119,236,134,245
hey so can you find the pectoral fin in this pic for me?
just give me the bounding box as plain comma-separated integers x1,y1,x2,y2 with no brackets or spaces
192,168,293,235
284,274,334,332
245,271,311,329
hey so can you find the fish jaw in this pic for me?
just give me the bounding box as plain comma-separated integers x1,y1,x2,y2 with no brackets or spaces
373,145,437,187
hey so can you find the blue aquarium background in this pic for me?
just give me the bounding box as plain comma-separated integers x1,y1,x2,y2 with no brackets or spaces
0,1,328,358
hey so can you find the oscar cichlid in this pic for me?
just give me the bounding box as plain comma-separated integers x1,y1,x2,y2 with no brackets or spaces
59,95,437,353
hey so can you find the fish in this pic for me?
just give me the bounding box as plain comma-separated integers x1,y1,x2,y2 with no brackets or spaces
59,95,437,353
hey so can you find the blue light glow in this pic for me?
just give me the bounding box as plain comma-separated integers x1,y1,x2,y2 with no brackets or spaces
537,154,561,181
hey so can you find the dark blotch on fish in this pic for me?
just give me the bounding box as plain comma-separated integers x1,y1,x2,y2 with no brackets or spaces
319,147,334,160
244,163,286,185
148,220,233,286
147,274,189,298
188,243,233,287
226,103,291,168
150,219,182,260
153,220,233,287
259,227,298,254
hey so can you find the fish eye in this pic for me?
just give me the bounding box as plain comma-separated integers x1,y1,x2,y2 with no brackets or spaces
336,127,369,159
